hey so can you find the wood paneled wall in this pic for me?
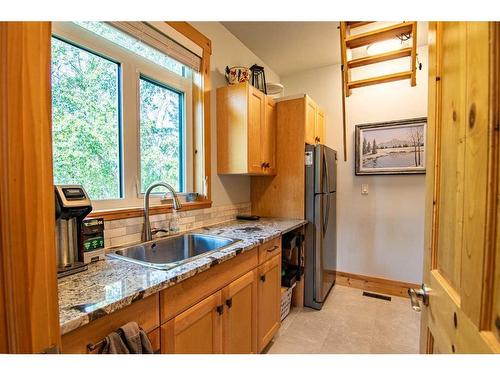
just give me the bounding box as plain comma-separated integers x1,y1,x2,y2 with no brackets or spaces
0,22,60,353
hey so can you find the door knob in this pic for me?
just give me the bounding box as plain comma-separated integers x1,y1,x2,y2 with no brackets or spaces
408,284,430,312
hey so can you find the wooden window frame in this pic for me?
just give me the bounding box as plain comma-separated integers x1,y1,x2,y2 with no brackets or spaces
84,21,213,220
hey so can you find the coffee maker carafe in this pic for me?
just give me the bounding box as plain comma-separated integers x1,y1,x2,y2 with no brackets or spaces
55,185,92,278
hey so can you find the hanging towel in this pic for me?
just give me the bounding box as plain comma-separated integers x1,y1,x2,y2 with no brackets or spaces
101,331,130,354
119,321,154,354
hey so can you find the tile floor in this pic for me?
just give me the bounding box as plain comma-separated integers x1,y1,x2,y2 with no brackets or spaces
266,285,421,354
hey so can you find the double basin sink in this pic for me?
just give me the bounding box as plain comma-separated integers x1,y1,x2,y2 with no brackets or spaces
108,233,239,270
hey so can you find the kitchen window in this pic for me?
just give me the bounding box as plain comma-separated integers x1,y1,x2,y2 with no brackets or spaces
51,22,199,210
51,37,122,200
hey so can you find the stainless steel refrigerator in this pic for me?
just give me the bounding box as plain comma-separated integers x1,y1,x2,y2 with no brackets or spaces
304,144,337,310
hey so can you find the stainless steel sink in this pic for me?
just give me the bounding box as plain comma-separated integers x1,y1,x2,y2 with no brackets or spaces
107,233,239,270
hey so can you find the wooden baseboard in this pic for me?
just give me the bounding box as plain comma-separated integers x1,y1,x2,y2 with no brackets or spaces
335,271,419,298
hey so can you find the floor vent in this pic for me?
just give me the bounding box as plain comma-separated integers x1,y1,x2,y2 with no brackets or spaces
362,291,391,301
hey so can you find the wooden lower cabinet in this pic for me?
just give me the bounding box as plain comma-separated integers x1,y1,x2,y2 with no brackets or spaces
64,238,282,355
222,269,258,353
257,254,281,352
161,291,223,354
161,270,259,354
61,294,160,353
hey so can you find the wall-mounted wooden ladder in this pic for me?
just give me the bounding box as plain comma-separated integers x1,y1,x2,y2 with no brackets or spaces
340,21,418,97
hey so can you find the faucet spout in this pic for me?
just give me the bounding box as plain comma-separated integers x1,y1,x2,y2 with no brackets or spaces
143,182,182,242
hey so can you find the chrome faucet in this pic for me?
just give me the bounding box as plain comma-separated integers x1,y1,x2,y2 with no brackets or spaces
143,182,182,242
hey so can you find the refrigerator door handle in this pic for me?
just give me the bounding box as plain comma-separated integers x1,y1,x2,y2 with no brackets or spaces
322,149,331,237
324,193,330,236
324,148,330,193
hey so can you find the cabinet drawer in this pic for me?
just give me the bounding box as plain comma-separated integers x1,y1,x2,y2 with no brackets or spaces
61,293,160,353
258,237,281,264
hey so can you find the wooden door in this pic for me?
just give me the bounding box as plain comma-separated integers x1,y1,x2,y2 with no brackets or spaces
316,109,326,144
305,97,317,145
262,96,277,175
248,85,265,174
422,21,500,354
222,270,257,353
257,255,281,352
0,22,60,353
161,290,223,353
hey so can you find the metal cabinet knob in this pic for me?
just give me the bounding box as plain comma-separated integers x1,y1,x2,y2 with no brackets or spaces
408,284,430,312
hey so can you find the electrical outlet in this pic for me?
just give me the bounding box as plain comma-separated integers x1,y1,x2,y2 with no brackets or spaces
361,184,369,195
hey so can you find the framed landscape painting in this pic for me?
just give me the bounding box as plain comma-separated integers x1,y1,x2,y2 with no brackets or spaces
355,117,427,175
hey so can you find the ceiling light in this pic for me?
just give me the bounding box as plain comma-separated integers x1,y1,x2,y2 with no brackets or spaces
366,39,402,56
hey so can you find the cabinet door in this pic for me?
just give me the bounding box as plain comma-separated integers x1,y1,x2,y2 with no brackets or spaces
222,270,257,353
257,255,281,352
248,86,265,174
316,109,326,144
262,96,277,175
161,291,222,354
305,98,317,145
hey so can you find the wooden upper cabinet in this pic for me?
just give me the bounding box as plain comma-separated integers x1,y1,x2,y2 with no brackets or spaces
248,87,265,174
161,291,223,354
257,254,281,352
222,270,258,353
316,109,326,144
305,96,326,145
217,82,276,175
262,96,277,174
305,97,317,145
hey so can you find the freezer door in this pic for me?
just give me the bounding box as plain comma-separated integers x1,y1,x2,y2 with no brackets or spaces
314,145,337,194
313,192,337,303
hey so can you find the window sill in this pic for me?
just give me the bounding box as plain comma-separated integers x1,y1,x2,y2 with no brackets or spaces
87,199,212,221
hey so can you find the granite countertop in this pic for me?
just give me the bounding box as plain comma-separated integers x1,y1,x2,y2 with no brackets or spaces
58,218,306,335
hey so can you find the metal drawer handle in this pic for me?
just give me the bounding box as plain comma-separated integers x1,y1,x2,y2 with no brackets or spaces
266,245,279,252
260,274,266,282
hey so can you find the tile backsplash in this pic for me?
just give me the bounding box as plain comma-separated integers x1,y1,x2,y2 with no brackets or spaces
103,202,251,249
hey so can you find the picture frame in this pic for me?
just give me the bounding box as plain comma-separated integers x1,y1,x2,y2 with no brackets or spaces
355,117,427,176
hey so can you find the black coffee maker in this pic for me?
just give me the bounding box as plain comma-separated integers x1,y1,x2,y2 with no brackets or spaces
55,185,92,278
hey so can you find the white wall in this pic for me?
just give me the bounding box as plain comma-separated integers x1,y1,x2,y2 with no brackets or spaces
282,46,428,284
190,22,280,207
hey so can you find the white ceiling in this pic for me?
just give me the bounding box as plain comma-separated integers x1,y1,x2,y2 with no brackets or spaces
222,21,428,78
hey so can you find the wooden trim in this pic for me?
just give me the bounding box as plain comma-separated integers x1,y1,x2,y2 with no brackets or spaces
411,22,418,86
347,47,413,69
167,22,212,201
480,21,500,331
335,271,419,298
88,199,212,221
339,22,349,161
0,22,60,353
346,21,374,29
421,21,442,354
348,71,413,90
166,22,212,55
345,22,414,49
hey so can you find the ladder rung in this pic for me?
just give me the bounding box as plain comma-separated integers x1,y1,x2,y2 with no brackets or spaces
346,21,374,29
348,47,413,69
348,71,413,89
345,22,415,49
